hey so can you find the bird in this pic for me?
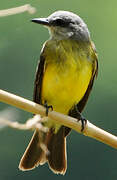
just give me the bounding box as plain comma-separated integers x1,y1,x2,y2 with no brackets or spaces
19,10,98,175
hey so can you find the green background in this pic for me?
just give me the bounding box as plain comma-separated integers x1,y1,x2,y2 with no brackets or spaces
0,0,117,179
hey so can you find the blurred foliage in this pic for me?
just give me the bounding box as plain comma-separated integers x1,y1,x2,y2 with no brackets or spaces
0,0,117,180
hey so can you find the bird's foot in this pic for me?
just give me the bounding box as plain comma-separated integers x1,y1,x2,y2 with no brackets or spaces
44,101,53,116
75,111,87,132
78,116,87,132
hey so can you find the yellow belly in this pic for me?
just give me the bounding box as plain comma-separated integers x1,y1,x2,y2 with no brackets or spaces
42,59,92,114
41,40,93,131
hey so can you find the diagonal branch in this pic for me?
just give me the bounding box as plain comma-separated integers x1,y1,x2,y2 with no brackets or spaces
0,89,117,149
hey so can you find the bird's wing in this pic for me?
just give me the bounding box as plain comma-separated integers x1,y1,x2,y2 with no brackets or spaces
33,55,45,104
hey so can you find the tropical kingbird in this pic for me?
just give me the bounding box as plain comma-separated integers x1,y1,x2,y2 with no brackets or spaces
19,11,98,175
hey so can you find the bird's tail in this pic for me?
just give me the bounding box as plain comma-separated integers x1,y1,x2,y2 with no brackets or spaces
19,127,67,174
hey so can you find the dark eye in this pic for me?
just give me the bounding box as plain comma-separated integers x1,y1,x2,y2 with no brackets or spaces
53,18,69,27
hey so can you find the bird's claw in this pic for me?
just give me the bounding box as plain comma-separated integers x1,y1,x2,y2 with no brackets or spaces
44,101,53,116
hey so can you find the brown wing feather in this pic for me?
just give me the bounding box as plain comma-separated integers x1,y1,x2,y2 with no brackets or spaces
33,55,45,104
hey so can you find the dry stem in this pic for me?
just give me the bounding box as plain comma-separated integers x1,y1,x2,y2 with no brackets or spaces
0,89,117,149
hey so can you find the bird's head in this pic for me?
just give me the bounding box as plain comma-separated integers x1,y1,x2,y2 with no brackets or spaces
32,11,90,41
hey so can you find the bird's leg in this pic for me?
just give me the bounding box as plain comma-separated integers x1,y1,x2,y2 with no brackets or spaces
69,105,87,132
74,106,87,132
77,113,87,132
44,101,53,116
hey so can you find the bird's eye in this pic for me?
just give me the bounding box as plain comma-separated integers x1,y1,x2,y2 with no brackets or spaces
53,19,69,27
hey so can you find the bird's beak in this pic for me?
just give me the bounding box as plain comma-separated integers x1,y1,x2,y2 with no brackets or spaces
31,18,49,26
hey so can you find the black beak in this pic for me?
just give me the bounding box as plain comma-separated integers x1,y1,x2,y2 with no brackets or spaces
31,18,49,26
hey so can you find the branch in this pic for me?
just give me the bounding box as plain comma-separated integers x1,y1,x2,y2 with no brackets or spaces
0,4,36,17
0,89,117,149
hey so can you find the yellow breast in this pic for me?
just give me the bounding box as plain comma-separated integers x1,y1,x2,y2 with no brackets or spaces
41,40,93,115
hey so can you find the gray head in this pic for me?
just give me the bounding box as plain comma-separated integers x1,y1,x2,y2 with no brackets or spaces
32,11,90,41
